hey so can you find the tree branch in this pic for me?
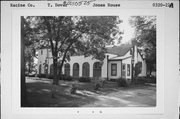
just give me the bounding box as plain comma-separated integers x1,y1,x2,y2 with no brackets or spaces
43,17,55,56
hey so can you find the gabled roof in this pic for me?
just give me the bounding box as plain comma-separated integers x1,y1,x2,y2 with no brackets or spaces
106,44,133,56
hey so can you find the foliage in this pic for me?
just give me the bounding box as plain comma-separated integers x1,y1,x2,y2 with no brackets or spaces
133,77,146,84
78,77,91,82
25,47,37,74
47,74,53,79
129,16,156,74
59,74,73,81
37,74,47,78
134,62,142,77
70,83,78,94
117,78,128,87
94,83,101,91
24,16,123,85
145,76,156,84
23,17,38,75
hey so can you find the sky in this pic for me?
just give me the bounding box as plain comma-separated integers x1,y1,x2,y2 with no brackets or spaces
118,16,135,44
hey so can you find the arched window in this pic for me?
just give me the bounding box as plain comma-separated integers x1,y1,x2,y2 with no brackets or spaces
44,64,48,75
50,64,53,75
64,63,70,76
73,63,79,77
82,62,90,77
93,62,102,77
39,64,41,74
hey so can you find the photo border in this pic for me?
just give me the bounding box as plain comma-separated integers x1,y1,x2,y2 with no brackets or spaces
12,7,164,114
1,1,179,119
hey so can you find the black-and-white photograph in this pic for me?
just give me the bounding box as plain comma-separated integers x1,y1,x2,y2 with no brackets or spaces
21,15,156,107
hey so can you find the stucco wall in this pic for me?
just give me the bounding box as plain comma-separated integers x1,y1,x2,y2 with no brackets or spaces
37,49,108,78
63,55,108,78
37,49,50,74
37,45,147,79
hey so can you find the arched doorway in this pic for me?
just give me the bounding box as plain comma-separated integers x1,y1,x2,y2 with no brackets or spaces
73,63,79,77
82,62,90,77
44,64,48,75
64,63,70,76
39,64,41,75
93,62,102,77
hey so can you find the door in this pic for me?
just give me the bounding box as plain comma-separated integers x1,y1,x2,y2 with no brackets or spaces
122,64,126,78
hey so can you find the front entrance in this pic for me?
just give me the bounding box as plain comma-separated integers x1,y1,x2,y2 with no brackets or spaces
122,64,126,78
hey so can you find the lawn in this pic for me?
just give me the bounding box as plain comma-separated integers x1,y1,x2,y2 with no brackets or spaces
25,77,156,107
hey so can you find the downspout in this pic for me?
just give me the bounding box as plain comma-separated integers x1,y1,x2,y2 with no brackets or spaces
107,55,109,80
121,61,122,78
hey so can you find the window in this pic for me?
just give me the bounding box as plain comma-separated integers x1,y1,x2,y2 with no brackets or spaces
111,63,117,76
93,62,102,77
127,64,130,76
122,64,126,70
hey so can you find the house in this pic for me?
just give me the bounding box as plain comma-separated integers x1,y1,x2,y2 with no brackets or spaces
37,43,147,82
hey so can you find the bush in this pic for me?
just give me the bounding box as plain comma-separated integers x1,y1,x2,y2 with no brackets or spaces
145,76,156,84
94,83,101,91
117,78,128,87
133,77,146,84
47,75,53,79
37,74,46,78
78,77,91,82
109,78,117,82
59,74,73,81
70,83,78,94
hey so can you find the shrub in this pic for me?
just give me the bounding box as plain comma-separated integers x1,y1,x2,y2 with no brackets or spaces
94,83,101,91
145,76,156,84
109,78,117,82
133,77,146,84
47,75,53,79
70,83,78,94
134,62,142,77
59,74,73,81
37,74,46,78
78,77,91,82
117,78,128,87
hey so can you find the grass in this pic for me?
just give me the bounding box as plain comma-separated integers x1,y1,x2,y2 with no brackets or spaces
24,77,156,107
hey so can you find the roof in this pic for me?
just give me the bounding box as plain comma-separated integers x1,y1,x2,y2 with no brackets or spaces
106,44,133,56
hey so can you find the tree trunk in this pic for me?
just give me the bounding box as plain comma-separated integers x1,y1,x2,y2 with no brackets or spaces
21,16,27,106
53,58,58,85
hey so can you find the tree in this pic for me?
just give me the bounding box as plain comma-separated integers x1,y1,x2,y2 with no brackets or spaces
21,16,27,106
129,16,156,75
24,46,37,75
23,16,38,75
25,16,122,86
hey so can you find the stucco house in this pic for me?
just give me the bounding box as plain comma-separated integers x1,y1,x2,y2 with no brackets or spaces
37,43,147,82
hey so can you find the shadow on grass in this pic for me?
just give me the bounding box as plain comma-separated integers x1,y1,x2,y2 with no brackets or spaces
25,82,99,107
